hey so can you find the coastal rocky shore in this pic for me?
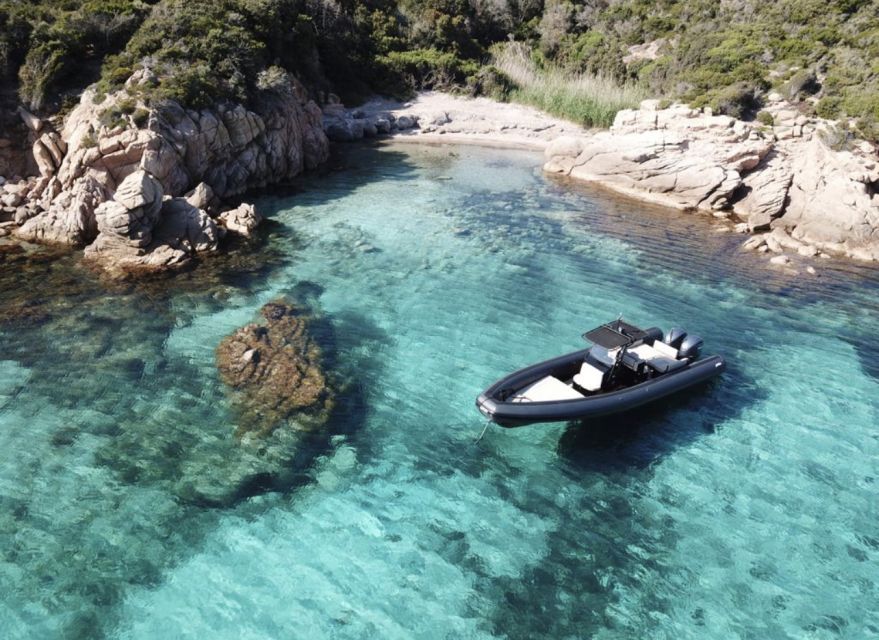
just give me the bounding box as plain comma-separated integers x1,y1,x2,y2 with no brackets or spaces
327,92,879,265
545,99,879,263
0,70,328,274
4,82,879,270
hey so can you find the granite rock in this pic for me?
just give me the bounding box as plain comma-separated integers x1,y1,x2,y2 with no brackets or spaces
219,203,261,237
11,69,328,270
544,100,879,261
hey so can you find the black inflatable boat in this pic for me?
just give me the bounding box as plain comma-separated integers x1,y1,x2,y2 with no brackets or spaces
476,319,725,428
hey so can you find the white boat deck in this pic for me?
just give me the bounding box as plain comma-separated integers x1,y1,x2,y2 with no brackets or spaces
511,375,584,403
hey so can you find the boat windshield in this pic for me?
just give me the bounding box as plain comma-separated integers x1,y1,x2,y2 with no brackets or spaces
582,319,647,349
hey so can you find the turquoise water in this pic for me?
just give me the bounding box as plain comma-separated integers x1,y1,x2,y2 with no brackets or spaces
1,142,878,639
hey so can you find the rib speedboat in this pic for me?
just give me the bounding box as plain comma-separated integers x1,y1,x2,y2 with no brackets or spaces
475,319,725,428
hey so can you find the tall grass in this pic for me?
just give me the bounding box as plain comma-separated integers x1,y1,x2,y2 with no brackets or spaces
493,44,645,128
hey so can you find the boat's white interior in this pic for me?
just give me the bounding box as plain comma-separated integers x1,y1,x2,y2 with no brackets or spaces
572,361,605,392
511,375,584,402
650,341,678,359
510,339,690,403
628,341,687,373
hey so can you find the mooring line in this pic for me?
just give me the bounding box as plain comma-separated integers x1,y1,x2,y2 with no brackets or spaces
474,420,490,444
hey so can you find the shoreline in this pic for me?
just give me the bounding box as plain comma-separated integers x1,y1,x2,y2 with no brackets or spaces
377,132,548,152
328,91,879,270
3,86,877,278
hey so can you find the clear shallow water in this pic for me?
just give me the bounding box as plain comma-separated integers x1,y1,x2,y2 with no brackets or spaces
0,142,878,639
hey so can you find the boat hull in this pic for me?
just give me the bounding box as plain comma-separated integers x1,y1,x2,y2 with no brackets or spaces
476,350,726,428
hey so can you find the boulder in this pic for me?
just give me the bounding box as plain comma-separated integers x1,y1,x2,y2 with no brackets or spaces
184,182,217,212
1,192,22,208
84,197,217,272
396,114,417,130
741,235,766,251
374,117,391,134
737,152,792,230
114,169,162,212
32,138,57,178
17,107,42,132
154,197,219,253
14,207,36,225
94,170,164,247
324,118,358,142
544,101,879,260
8,72,329,269
219,203,261,237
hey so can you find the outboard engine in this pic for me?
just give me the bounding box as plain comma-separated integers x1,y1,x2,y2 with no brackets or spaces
678,334,703,360
664,327,687,349
643,326,664,344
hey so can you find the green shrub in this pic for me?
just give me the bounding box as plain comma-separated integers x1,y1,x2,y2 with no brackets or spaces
116,96,136,114
816,95,843,119
782,69,820,101
704,82,762,119
818,122,854,151
375,48,480,96
81,131,98,148
131,107,149,128
255,65,288,92
465,65,514,101
756,110,774,126
12,0,149,110
5,0,879,150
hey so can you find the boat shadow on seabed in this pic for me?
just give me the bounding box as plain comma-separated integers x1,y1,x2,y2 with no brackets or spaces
555,364,762,473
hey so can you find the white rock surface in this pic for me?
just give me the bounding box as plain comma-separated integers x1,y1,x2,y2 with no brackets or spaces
544,100,879,261
13,70,328,271
219,203,262,237
322,91,582,149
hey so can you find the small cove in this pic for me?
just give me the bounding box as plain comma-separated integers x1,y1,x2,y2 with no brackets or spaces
0,141,877,639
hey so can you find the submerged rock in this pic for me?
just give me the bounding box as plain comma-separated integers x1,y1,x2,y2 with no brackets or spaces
216,301,334,436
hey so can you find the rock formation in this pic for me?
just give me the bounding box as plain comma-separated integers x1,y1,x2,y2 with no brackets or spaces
219,203,262,238
545,99,879,261
216,301,334,436
3,68,329,272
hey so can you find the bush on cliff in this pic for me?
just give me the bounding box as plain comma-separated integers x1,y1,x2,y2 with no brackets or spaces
7,0,151,110
5,0,879,144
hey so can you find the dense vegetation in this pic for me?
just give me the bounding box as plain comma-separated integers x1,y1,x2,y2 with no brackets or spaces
2,0,879,138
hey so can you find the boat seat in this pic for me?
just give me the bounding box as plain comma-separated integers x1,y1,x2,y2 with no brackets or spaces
511,376,584,403
652,340,679,359
572,361,606,392
625,342,687,374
